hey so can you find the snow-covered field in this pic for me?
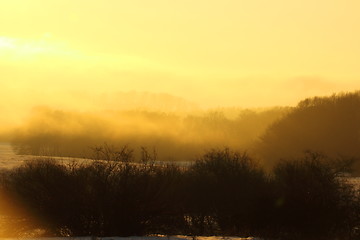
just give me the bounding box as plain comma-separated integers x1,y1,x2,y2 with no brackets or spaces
0,143,93,169
0,142,31,169
0,236,260,240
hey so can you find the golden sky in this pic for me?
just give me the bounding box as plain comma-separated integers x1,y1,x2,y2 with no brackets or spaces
1,0,360,118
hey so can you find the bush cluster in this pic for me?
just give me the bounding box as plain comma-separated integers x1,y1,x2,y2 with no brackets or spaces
1,149,360,239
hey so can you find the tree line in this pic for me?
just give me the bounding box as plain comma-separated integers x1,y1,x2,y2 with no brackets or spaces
1,148,359,240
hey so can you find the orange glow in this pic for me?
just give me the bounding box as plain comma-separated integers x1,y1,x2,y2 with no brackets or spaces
0,0,360,132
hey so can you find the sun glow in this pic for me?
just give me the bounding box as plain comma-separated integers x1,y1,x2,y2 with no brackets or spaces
0,37,16,49
0,36,48,54
0,35,79,61
0,0,359,127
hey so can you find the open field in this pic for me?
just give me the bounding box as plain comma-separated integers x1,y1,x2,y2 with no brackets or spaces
0,236,259,240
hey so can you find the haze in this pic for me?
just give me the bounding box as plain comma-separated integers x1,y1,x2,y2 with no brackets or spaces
1,0,360,130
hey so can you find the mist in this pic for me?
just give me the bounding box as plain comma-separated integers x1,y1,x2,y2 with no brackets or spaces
10,102,287,162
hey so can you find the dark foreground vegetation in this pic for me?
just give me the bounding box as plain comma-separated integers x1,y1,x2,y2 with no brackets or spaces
1,148,360,240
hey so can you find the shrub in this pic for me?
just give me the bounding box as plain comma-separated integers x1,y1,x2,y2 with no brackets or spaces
271,152,360,240
1,158,185,236
185,149,272,237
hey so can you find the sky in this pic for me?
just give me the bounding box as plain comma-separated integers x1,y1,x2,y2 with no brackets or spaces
1,0,360,124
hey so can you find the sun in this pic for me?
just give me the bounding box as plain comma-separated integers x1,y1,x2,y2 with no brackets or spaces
0,36,16,49
0,36,48,59
0,35,77,62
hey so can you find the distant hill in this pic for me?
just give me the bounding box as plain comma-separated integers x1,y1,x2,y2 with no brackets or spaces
255,91,360,173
